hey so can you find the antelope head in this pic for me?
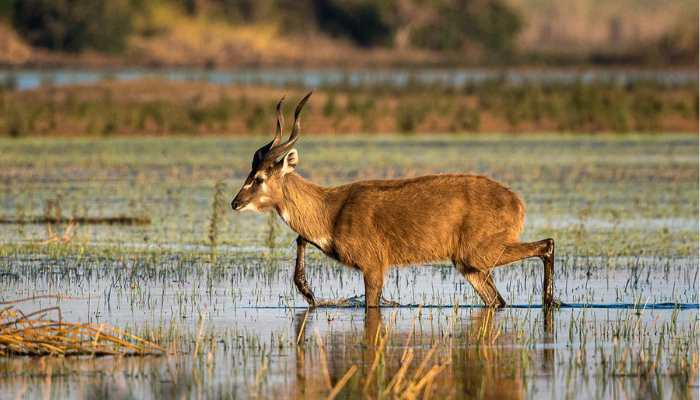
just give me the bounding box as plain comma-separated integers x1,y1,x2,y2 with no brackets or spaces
231,92,312,213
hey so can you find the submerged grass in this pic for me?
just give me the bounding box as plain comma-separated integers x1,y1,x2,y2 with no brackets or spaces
0,134,696,398
0,134,696,257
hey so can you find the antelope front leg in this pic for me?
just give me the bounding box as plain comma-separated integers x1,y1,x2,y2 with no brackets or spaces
294,236,316,306
363,268,385,308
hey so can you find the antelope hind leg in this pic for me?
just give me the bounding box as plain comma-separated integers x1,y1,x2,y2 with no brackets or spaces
472,237,556,308
461,267,506,308
497,239,555,308
539,239,555,308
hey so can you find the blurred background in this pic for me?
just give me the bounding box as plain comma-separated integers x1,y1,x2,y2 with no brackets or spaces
0,0,697,135
0,4,698,400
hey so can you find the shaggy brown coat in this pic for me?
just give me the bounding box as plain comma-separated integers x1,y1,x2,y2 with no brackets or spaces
276,172,553,307
231,93,555,308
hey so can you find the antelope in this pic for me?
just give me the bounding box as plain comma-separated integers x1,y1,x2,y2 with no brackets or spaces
231,92,555,309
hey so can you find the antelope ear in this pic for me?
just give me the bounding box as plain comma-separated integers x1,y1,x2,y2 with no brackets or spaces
279,149,298,175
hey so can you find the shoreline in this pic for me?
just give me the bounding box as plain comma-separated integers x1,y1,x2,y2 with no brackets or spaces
1,80,696,136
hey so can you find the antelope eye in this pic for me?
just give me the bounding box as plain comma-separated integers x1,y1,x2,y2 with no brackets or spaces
254,177,264,185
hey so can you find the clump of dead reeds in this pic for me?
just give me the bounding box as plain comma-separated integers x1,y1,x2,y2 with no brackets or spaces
39,218,78,245
0,299,165,357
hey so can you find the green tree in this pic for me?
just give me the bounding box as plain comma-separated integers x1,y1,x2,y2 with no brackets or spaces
411,0,521,57
12,0,134,53
313,0,398,47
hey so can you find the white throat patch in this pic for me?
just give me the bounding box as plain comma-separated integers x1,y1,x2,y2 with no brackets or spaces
278,208,291,225
238,203,259,212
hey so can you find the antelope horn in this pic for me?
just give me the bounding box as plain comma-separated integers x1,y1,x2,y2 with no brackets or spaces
252,96,286,168
288,91,313,144
271,96,285,147
265,91,312,161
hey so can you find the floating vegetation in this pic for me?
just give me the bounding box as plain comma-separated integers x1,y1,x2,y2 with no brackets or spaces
0,298,165,357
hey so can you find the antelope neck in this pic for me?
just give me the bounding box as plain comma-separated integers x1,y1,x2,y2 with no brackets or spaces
277,173,334,249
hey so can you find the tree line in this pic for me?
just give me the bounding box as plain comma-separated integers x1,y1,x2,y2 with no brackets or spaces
7,0,522,58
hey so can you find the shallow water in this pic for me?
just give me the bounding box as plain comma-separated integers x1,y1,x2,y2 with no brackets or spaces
0,135,697,399
0,67,697,91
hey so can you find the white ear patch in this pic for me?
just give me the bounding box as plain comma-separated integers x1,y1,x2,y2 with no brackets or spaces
281,149,299,175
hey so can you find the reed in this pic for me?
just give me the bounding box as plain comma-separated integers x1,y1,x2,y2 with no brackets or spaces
207,181,227,257
1,82,695,136
0,299,165,357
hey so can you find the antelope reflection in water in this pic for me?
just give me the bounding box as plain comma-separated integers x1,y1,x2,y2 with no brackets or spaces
293,308,555,399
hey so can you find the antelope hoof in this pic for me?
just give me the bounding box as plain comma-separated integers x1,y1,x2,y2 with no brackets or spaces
314,297,352,307
306,294,316,307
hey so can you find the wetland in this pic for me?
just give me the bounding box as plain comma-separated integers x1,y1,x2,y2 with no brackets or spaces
0,134,697,399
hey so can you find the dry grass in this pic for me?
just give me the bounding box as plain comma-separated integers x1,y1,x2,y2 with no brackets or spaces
0,24,32,65
2,80,696,137
39,219,78,245
0,298,165,357
508,0,698,53
303,313,450,399
358,314,450,399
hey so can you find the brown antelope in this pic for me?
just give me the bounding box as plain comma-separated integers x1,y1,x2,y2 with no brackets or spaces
231,92,555,309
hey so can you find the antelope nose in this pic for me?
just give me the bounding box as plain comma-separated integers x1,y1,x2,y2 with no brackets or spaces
231,200,240,210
